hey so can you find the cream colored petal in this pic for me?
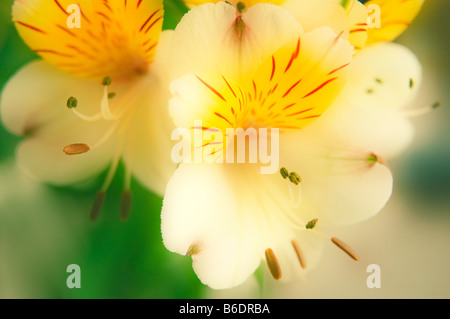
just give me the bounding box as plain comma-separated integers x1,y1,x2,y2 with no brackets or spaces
161,163,261,289
346,42,422,111
167,2,303,81
1,60,116,185
280,103,393,226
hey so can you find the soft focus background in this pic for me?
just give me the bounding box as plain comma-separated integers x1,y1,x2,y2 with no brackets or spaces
0,0,449,299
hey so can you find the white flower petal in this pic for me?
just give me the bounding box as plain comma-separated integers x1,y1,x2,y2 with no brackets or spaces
1,60,116,185
167,2,303,80
161,164,261,289
280,103,394,226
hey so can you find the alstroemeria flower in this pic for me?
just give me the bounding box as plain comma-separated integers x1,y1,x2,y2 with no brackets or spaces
1,0,176,219
160,3,393,289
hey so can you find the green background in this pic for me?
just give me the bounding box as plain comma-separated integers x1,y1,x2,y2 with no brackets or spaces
0,0,449,299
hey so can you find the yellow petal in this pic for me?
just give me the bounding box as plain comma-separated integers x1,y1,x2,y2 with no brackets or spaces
12,0,164,80
365,0,425,45
341,0,368,51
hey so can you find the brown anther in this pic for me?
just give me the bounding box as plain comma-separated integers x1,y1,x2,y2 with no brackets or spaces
63,143,90,155
120,190,132,221
331,237,360,261
186,244,200,257
90,191,106,222
291,240,306,269
265,248,282,280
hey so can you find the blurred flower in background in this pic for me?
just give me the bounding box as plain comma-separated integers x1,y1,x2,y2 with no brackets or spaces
0,0,449,299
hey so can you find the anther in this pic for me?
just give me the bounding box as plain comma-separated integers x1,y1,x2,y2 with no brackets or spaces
291,240,306,269
409,78,414,88
66,96,78,109
288,172,301,185
375,78,383,84
186,244,200,257
108,92,116,99
306,218,318,229
90,191,106,221
102,76,112,86
63,143,90,155
367,153,387,167
280,167,289,179
432,101,441,109
236,1,246,13
331,237,360,261
265,248,282,280
120,190,132,221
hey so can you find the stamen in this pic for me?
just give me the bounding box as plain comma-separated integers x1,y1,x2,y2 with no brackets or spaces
288,183,302,208
63,143,90,155
280,167,289,179
291,240,306,269
66,96,78,109
403,101,442,117
186,244,200,256
90,191,106,221
288,172,301,185
120,190,132,221
409,78,414,88
306,218,318,229
236,1,246,13
367,153,388,167
101,86,115,120
102,76,112,86
331,237,360,261
265,248,282,280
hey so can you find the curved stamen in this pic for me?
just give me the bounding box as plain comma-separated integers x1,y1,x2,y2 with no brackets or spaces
403,101,441,117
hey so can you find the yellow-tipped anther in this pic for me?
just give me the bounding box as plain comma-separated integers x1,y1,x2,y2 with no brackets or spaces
63,143,90,155
331,237,360,261
120,190,132,221
265,248,282,280
90,191,106,222
288,172,301,185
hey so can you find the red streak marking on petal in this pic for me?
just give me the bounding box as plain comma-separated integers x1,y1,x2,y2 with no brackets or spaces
15,21,47,34
350,28,367,33
253,80,258,100
34,49,74,58
328,63,350,75
55,0,69,15
303,77,337,99
192,126,220,132
137,0,143,8
140,9,160,32
286,108,313,117
145,16,163,34
270,55,276,81
282,103,296,111
214,112,233,126
96,11,111,22
196,76,227,102
282,79,302,98
222,75,237,98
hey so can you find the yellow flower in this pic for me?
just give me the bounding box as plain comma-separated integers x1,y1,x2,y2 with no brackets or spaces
1,0,176,219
